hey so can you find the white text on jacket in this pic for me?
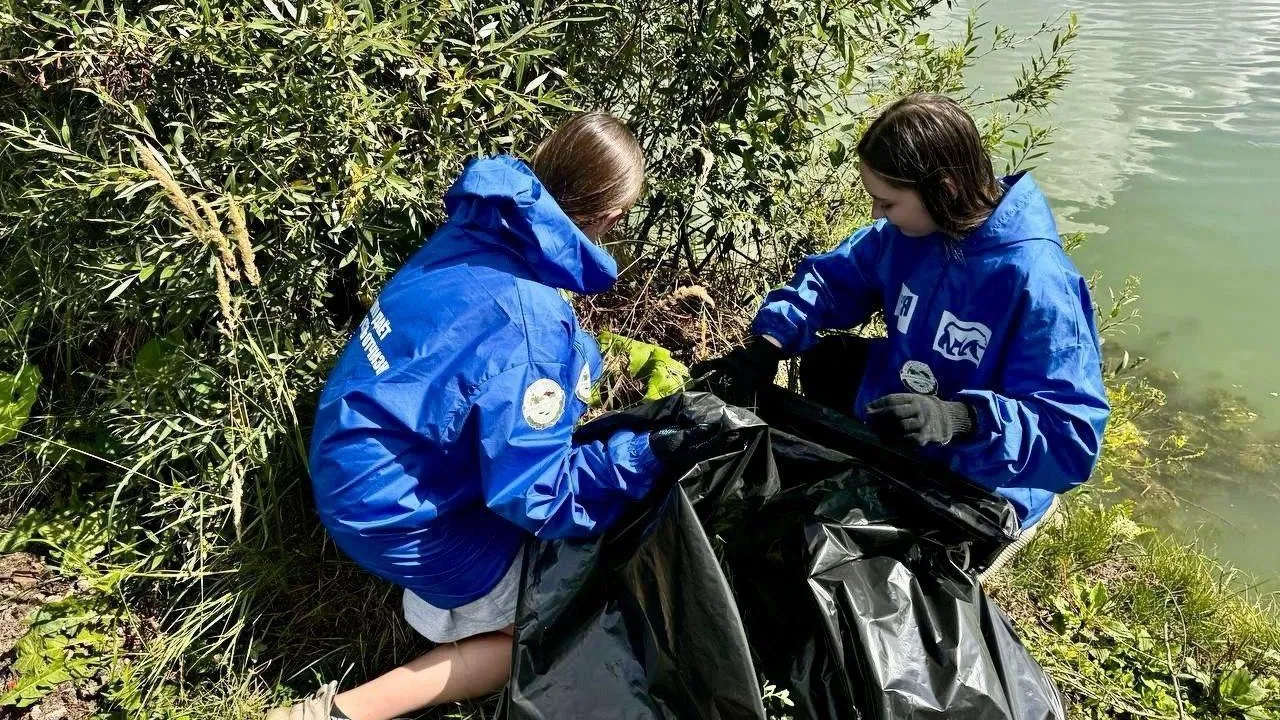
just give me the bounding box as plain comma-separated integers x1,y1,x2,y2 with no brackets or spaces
360,300,393,374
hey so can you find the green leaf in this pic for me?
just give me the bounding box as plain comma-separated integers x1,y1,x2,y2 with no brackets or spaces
477,19,500,40
828,138,847,167
1219,665,1267,709
532,93,579,112
0,657,70,708
1087,581,1108,611
105,274,138,303
2,304,33,344
0,599,112,709
0,365,40,444
134,331,183,381
476,4,515,17
262,0,285,21
523,71,550,93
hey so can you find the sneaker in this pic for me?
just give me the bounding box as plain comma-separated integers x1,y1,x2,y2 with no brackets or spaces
264,681,339,720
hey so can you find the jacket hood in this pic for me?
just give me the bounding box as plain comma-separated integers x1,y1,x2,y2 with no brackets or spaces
964,172,1061,250
443,155,618,294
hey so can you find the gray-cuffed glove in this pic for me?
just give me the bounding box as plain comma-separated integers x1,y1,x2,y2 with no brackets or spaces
866,393,975,447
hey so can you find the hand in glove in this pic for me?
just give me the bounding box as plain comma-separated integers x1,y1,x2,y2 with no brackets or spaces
690,336,783,391
648,423,722,469
865,393,975,447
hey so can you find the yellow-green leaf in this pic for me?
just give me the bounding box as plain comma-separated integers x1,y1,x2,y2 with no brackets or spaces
0,365,40,444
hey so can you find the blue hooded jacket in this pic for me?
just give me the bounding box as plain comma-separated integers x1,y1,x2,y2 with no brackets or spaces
309,156,661,609
752,173,1110,528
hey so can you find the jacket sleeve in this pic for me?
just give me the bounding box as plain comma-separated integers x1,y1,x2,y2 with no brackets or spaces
948,272,1110,494
750,222,887,356
472,361,663,540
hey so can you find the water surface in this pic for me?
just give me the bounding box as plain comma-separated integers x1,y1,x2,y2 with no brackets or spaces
937,0,1280,579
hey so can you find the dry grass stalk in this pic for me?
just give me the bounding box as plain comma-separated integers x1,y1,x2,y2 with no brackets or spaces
671,284,715,308
135,141,206,237
227,197,260,286
577,279,749,369
196,195,240,280
213,261,237,333
228,458,244,541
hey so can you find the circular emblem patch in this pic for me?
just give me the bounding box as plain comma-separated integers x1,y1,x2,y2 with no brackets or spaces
522,378,566,430
575,364,593,404
900,360,938,395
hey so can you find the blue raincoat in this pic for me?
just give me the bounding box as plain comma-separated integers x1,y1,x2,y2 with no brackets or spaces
309,156,661,609
752,173,1110,528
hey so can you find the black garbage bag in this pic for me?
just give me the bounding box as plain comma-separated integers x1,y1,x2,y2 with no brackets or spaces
498,389,1064,720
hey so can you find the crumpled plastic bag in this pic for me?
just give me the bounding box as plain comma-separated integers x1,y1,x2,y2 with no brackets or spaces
498,389,1062,720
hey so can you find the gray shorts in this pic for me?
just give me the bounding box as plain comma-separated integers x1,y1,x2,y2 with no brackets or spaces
403,554,521,644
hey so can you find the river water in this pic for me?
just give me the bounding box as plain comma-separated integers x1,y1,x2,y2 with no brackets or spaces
934,0,1280,581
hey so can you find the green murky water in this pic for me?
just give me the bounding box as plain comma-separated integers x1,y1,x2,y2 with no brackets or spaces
937,0,1280,580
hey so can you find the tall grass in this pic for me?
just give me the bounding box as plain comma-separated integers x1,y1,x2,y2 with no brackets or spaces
992,495,1280,718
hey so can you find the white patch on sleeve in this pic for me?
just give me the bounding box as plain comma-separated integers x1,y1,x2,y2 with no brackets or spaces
900,360,938,395
522,378,566,430
575,364,593,404
894,284,918,335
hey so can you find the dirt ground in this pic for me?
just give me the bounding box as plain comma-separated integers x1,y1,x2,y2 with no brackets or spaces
0,553,96,720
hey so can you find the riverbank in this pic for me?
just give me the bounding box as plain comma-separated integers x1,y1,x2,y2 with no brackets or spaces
996,494,1280,719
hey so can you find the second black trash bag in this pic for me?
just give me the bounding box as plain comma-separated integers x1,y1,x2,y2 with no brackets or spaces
498,389,1064,720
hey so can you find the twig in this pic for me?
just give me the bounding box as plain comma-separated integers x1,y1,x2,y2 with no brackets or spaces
1163,620,1187,720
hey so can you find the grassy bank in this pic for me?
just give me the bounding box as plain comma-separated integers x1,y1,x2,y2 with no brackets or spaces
994,493,1280,720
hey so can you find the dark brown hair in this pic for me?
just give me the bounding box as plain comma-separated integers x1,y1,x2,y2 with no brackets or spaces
856,93,1003,237
531,112,646,229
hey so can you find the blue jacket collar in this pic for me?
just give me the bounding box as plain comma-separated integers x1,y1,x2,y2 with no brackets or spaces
963,172,1060,250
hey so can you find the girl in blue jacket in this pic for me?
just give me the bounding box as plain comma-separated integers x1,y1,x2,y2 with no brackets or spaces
699,93,1111,532
270,114,708,720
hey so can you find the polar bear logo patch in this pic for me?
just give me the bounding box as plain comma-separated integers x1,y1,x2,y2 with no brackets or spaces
933,311,992,366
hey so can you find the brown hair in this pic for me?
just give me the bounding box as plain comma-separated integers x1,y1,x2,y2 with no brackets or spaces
531,112,646,230
856,93,1003,237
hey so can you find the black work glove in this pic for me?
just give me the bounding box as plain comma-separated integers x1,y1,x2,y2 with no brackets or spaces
865,393,976,447
690,336,783,391
648,423,722,469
